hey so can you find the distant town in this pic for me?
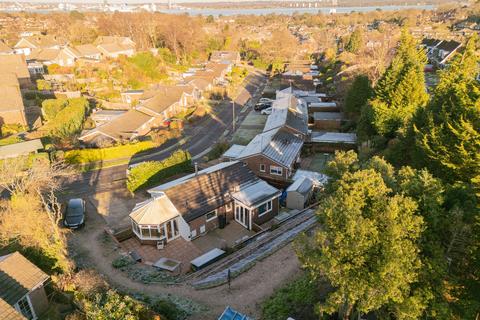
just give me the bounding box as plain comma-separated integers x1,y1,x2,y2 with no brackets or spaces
0,1,478,320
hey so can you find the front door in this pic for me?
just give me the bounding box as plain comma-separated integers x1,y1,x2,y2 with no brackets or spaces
235,205,250,229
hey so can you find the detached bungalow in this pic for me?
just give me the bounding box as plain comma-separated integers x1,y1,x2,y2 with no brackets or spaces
135,85,199,120
0,252,51,319
263,95,308,139
129,161,280,246
28,48,77,67
79,109,155,145
14,35,67,56
94,36,136,58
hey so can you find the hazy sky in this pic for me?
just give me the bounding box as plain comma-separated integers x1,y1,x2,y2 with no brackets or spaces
3,0,304,3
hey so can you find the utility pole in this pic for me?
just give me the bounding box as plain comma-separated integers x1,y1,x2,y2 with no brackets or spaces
232,100,236,132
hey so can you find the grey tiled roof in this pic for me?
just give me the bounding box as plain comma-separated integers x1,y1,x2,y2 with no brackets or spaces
263,130,303,167
0,252,49,306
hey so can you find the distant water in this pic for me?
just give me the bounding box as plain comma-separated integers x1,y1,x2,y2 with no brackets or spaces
157,5,436,16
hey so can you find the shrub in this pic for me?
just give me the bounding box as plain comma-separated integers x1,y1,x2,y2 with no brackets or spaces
42,98,68,121
207,141,230,161
42,97,89,140
261,275,319,320
152,299,183,320
64,141,156,164
0,135,23,146
112,256,135,269
36,79,52,91
126,150,192,193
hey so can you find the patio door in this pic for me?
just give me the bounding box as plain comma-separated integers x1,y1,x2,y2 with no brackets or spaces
165,219,179,241
235,204,250,229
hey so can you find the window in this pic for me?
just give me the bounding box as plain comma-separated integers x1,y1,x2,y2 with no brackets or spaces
206,210,217,222
16,296,34,319
200,225,206,233
191,229,197,238
259,164,266,172
258,200,273,217
225,203,232,212
270,166,283,176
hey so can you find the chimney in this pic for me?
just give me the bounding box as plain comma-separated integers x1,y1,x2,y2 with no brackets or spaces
194,162,198,175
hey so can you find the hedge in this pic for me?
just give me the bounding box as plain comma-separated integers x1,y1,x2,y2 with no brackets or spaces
41,98,67,122
64,141,156,165
127,150,192,193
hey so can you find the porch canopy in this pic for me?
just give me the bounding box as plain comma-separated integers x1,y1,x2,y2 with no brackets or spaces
129,194,180,241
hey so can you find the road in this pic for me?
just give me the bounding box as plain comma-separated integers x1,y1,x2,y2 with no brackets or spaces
61,69,267,198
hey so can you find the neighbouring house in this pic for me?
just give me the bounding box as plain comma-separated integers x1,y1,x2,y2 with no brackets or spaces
13,35,67,56
90,109,126,126
67,44,102,61
0,55,32,88
190,62,230,86
0,73,28,126
0,139,43,160
0,41,14,55
27,62,45,77
0,252,50,319
209,50,241,65
135,85,199,120
28,48,77,67
313,112,344,130
121,90,144,105
186,77,214,94
79,109,155,145
433,40,462,67
94,36,136,58
421,38,462,67
310,131,357,152
263,95,308,139
224,128,304,184
129,161,281,246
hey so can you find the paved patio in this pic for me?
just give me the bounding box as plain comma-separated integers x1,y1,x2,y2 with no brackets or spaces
121,237,203,274
193,221,255,252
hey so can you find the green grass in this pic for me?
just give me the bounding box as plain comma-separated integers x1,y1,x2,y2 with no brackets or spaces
0,135,23,146
64,141,157,165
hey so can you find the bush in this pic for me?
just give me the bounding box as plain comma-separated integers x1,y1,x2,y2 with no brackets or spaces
261,275,319,320
152,299,183,320
1,123,26,137
112,256,135,269
36,79,52,91
42,97,89,141
126,150,192,193
206,141,230,161
64,141,156,165
0,135,23,146
42,98,68,121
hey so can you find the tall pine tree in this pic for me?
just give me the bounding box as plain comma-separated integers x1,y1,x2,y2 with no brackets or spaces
363,30,428,139
413,34,480,195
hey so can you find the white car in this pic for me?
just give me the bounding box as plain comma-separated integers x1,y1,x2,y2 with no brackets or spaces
259,98,273,104
261,107,273,115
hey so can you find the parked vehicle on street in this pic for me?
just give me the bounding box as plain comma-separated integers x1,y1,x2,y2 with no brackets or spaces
261,107,273,115
259,98,273,104
64,199,86,229
254,101,272,111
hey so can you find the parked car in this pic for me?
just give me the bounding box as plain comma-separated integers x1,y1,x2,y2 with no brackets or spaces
64,199,86,229
254,101,272,111
259,98,273,104
261,107,273,115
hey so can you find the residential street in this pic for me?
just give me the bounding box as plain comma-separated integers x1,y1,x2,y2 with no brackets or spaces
60,69,267,198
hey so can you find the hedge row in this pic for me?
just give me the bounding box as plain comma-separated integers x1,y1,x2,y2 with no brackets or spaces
64,141,156,165
126,150,192,193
